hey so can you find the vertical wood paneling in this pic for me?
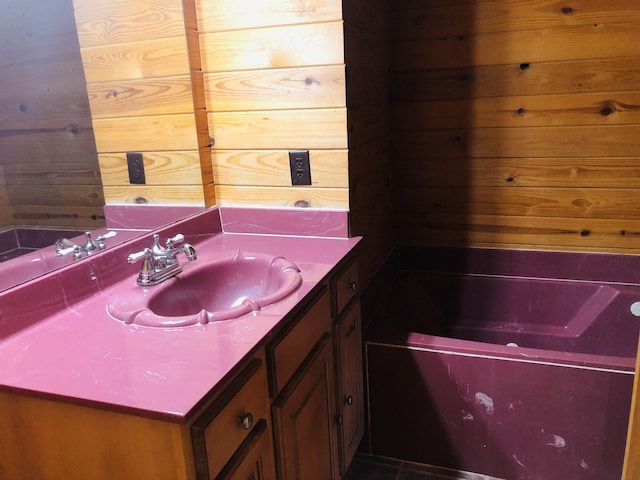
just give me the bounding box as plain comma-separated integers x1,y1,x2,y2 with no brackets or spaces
72,0,211,206
0,0,104,230
392,0,640,253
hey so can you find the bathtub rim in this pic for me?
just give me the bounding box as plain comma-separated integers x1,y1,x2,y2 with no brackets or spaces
365,330,636,373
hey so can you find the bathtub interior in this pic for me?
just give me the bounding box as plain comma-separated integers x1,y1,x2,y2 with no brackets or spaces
0,228,83,262
374,271,640,358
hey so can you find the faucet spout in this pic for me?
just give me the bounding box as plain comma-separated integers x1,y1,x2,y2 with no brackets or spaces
180,243,198,262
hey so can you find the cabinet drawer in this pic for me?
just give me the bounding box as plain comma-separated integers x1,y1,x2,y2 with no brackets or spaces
192,357,269,480
332,260,359,317
269,287,331,396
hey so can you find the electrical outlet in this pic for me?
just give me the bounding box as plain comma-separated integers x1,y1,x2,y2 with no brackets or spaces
289,150,311,186
127,152,146,184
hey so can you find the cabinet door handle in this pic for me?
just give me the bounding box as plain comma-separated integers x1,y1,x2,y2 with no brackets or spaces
238,412,254,430
344,395,354,406
347,281,358,292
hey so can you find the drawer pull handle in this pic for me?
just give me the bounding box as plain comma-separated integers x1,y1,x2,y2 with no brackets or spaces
347,281,358,292
345,395,354,406
238,412,254,430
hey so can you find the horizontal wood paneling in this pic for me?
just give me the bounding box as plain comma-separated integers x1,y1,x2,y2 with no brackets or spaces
1,0,104,230
4,163,102,186
395,126,640,159
73,0,187,47
9,185,104,207
394,58,640,102
396,212,640,251
209,109,348,150
103,185,205,205
10,206,105,229
392,0,637,38
394,92,640,129
99,151,203,185
199,22,345,72
87,76,194,118
214,186,348,209
73,0,211,206
0,166,8,207
195,0,349,217
92,114,199,153
392,0,640,254
196,0,342,33
397,186,640,219
203,66,346,112
0,141,98,165
79,38,191,83
212,150,348,188
395,157,640,188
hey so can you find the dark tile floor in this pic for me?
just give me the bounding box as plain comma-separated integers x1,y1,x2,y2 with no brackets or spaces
343,455,501,480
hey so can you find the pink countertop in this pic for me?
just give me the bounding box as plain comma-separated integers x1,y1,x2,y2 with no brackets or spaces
0,209,359,421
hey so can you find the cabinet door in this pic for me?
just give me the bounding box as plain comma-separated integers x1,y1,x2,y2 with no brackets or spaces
334,301,365,475
272,333,339,480
217,419,276,480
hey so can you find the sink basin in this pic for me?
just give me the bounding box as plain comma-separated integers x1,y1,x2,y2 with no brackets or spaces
107,250,302,328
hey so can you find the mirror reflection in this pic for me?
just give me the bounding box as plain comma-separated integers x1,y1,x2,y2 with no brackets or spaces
0,0,202,292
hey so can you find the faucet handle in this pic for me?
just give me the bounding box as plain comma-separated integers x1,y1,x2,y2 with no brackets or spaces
127,248,151,264
55,238,75,255
96,231,117,250
56,245,77,257
165,233,185,248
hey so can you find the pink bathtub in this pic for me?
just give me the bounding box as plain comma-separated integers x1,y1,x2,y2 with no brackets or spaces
365,248,640,480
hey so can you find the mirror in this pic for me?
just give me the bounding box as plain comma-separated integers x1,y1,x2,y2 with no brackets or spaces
0,0,203,292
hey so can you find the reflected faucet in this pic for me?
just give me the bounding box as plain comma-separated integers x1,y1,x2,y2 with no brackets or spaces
127,233,197,286
55,231,117,260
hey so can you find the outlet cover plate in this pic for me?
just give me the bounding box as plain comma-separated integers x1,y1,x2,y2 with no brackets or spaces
289,150,311,186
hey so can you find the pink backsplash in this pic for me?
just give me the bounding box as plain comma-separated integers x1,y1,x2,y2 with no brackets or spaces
220,207,349,237
104,204,204,229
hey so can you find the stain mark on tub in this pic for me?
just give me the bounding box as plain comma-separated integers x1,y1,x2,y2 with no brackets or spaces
475,392,494,414
461,410,475,422
580,459,592,471
508,400,523,411
544,433,567,449
512,454,526,468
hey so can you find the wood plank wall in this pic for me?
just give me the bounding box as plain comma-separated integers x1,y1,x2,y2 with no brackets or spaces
344,0,395,287
391,0,640,253
0,0,105,230
196,0,349,209
0,166,10,226
72,0,212,206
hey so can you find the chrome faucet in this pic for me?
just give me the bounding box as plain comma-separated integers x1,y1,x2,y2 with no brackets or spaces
55,231,117,260
127,233,197,286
